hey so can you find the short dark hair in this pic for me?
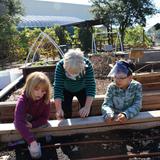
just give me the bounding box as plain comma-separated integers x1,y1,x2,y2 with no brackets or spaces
120,60,135,76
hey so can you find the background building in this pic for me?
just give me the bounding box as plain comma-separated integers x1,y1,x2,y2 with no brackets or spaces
18,0,93,29
21,0,92,19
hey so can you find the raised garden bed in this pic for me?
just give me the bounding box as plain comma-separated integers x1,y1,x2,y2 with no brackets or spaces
1,53,160,159
21,60,59,83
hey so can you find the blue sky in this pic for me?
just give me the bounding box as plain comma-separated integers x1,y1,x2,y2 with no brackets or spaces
40,0,160,30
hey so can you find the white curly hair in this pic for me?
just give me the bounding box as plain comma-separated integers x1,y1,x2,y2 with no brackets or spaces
63,48,86,74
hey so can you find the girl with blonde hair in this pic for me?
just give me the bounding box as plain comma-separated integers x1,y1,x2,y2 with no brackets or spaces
14,71,52,159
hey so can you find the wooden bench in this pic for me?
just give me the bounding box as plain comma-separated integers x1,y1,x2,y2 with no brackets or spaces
0,90,160,122
0,110,160,142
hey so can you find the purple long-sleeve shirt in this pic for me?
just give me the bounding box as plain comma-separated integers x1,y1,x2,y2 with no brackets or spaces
14,93,50,144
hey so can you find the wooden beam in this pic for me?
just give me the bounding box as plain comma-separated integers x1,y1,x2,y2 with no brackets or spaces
0,98,80,122
0,110,160,142
80,151,160,160
142,82,160,91
133,72,160,84
133,72,160,91
0,90,160,122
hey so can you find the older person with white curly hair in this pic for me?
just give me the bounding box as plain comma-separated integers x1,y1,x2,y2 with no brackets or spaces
53,48,96,119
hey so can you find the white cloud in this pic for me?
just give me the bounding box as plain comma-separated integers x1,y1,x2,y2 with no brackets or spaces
38,0,91,5
145,0,160,30
153,0,160,9
145,13,160,31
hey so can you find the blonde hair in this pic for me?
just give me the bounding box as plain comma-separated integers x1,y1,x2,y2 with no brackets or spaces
23,72,52,104
63,48,85,74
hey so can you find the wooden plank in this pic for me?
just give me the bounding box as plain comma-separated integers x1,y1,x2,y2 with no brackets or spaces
81,151,160,160
0,90,159,109
0,98,80,122
141,104,160,111
134,72,160,78
0,110,160,142
114,72,160,90
22,64,56,80
133,72,160,84
142,95,160,102
143,90,160,96
129,49,144,59
142,82,160,91
1,102,159,123
2,121,159,143
0,91,160,122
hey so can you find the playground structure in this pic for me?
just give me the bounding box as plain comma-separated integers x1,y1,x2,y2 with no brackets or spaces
92,30,123,54
91,28,148,65
91,30,129,66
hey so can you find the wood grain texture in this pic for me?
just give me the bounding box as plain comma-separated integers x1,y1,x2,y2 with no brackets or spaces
0,110,160,142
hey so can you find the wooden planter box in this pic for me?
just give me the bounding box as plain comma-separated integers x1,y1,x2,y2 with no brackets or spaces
22,64,56,82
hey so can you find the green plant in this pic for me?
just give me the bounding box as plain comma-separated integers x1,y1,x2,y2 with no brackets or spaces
124,26,152,48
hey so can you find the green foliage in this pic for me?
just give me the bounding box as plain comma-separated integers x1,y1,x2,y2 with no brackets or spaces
15,28,41,60
53,25,71,45
70,26,93,54
15,26,73,62
78,27,93,54
71,27,81,48
124,26,152,48
90,0,157,46
44,26,72,56
0,0,23,59
92,27,121,52
44,27,57,41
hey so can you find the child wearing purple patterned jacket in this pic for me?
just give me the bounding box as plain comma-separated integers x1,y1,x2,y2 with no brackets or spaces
14,71,52,159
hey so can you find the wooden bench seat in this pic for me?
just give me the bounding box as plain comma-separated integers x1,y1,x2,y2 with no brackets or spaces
0,90,160,122
0,110,160,142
